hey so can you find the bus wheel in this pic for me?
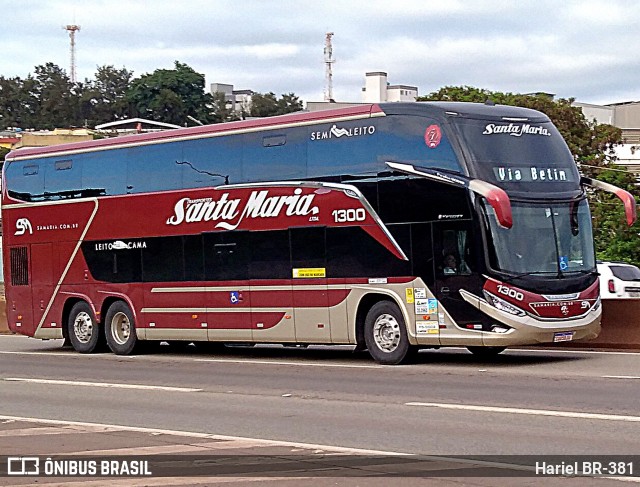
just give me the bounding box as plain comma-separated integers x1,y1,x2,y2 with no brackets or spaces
105,301,138,355
67,301,102,353
364,301,414,365
467,346,506,357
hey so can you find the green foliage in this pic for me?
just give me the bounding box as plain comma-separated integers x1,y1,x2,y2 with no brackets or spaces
79,65,133,126
419,86,640,266
250,92,303,118
125,61,214,126
1,61,305,130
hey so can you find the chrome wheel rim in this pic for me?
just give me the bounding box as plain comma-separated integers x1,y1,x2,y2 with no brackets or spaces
372,313,401,353
111,311,131,345
73,311,93,344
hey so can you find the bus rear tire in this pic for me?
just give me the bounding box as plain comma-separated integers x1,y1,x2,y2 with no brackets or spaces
67,301,102,353
467,346,506,357
364,301,416,365
105,301,138,355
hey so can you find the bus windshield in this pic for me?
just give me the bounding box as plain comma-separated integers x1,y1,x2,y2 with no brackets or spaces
450,118,580,189
484,199,596,276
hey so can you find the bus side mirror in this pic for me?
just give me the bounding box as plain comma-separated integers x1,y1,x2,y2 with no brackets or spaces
581,176,637,226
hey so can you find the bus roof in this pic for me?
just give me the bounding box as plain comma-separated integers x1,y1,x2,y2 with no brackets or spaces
5,101,549,162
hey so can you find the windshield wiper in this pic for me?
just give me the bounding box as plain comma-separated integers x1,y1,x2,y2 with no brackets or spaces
501,271,558,283
502,269,597,283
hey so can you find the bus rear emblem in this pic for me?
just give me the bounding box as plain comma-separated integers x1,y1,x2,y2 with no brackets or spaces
15,218,33,236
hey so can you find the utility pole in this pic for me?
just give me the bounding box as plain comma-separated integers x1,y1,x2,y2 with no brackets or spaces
63,24,81,83
324,32,335,102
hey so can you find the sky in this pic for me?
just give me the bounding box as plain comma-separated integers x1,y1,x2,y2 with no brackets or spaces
2,0,640,106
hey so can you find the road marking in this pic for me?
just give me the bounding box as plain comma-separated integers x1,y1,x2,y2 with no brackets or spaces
0,350,77,357
194,358,381,369
512,348,640,356
405,402,640,423
1,415,639,484
603,375,640,379
0,414,409,456
4,378,202,392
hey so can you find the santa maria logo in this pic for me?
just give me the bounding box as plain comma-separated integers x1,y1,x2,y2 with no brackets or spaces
310,123,376,141
482,123,551,137
167,188,320,230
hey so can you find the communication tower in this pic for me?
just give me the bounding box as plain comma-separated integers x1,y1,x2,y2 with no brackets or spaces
63,24,81,83
324,32,335,102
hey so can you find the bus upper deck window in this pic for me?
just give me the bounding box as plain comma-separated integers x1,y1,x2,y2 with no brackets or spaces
55,160,73,171
23,165,39,176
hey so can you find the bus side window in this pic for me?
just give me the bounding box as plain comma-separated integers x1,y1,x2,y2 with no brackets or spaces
250,230,290,280
204,232,250,281
291,227,326,271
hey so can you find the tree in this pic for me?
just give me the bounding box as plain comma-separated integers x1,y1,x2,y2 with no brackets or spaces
126,61,213,125
30,63,79,129
589,168,640,263
79,65,133,126
418,86,640,265
0,75,41,130
250,92,303,118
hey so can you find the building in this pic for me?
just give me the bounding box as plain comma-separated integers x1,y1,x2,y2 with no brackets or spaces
307,71,418,112
361,72,418,103
574,101,640,176
10,128,94,149
210,83,254,116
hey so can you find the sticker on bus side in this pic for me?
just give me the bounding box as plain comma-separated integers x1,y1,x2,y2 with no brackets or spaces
292,268,326,278
405,288,415,304
415,298,438,315
417,321,439,334
414,288,427,299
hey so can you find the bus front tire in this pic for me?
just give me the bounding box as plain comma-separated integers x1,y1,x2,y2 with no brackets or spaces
67,301,102,353
364,301,416,365
105,301,138,355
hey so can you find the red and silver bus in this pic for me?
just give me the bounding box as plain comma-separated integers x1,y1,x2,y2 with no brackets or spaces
2,102,635,364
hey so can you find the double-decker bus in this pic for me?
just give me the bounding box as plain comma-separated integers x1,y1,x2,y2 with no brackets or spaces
2,102,635,364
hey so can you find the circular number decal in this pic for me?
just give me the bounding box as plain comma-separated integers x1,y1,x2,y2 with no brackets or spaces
424,125,442,149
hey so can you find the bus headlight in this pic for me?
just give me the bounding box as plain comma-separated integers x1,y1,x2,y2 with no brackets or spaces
483,291,526,317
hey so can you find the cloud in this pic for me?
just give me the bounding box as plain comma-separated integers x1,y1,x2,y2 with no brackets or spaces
2,0,640,105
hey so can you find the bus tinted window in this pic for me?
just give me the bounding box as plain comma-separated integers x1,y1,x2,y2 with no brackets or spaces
182,137,243,187
143,236,184,282
183,235,204,281
291,227,326,271
249,230,290,280
326,226,410,278
203,232,250,281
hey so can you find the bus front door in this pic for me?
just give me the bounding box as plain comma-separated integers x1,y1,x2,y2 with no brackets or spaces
433,223,484,346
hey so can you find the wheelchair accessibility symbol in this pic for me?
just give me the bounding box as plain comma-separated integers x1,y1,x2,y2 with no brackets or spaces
559,256,569,271
230,291,240,304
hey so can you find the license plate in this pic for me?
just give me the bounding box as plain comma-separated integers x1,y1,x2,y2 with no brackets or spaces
629,292,640,298
553,331,575,343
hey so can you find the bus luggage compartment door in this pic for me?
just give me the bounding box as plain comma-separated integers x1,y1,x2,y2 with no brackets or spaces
30,243,56,335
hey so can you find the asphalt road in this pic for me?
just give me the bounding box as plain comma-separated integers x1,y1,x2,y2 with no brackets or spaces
0,335,639,485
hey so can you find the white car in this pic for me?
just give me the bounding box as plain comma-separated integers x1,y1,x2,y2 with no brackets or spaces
597,261,640,299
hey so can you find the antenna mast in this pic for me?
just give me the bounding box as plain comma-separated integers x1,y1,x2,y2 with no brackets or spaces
64,24,81,83
324,32,335,102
